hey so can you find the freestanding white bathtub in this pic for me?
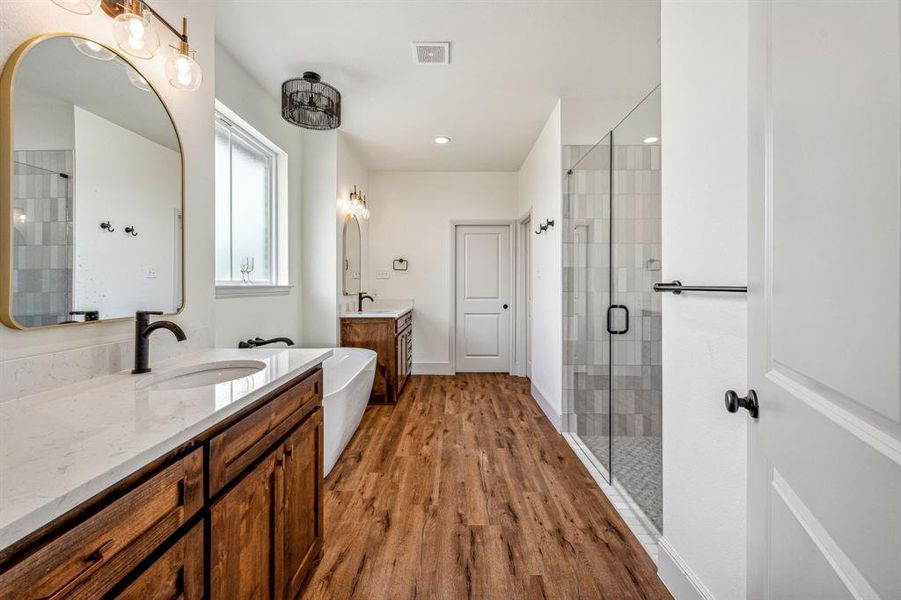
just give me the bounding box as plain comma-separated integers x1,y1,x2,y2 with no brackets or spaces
322,347,376,475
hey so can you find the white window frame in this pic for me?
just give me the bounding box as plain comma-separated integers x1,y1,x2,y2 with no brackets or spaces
214,100,291,298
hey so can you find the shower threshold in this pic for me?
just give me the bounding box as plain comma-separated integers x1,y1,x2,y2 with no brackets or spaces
564,433,661,563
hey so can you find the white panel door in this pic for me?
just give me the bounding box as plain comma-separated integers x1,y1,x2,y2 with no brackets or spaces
748,2,901,598
455,224,511,372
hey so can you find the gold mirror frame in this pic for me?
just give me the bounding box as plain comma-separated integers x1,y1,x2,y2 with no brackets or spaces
342,213,362,296
0,33,185,330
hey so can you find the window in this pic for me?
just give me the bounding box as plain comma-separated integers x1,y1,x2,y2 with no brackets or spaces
215,101,289,294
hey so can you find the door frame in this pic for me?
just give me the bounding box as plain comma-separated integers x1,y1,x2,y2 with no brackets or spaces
513,211,532,377
449,220,516,375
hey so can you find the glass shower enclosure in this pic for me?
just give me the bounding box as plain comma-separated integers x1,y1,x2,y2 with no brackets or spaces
563,87,662,531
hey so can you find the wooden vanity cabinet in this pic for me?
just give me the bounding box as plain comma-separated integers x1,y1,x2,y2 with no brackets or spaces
0,367,325,600
114,523,204,600
340,310,413,404
210,408,323,600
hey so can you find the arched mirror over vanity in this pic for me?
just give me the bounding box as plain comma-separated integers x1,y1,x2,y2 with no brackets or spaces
1,34,183,329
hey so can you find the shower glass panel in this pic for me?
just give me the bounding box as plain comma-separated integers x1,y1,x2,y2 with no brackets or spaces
563,87,662,532
563,135,612,478
610,87,662,531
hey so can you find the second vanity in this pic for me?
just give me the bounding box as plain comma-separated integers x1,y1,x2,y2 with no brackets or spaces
0,348,332,599
340,304,412,404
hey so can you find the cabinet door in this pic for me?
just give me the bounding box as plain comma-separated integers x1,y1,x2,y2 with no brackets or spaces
277,409,323,600
210,450,280,600
113,522,203,599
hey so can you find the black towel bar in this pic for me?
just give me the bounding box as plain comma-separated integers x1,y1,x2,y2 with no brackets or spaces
653,280,747,295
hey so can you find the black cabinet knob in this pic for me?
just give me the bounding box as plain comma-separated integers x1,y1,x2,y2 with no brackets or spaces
502,304,509,309
725,389,759,419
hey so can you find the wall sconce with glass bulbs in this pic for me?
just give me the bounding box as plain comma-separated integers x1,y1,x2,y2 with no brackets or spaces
346,186,370,220
51,0,202,91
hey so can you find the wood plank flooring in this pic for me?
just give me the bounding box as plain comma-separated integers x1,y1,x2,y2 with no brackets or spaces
301,374,671,600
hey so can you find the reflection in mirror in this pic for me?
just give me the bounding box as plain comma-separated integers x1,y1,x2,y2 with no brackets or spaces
343,214,361,295
4,35,182,328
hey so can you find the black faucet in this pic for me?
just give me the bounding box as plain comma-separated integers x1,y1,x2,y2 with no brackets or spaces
358,291,374,312
133,311,187,374
238,336,295,348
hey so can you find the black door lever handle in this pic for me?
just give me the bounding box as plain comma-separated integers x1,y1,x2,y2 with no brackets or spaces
725,389,759,418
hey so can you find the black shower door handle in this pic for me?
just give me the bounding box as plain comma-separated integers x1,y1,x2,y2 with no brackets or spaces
606,305,629,335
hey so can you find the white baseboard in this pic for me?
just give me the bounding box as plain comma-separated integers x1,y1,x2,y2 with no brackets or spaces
657,537,715,600
530,381,562,432
412,361,453,375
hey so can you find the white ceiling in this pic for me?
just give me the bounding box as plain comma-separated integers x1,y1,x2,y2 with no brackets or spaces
216,1,660,172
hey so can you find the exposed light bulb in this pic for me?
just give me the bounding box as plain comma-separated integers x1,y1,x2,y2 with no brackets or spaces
71,37,115,61
164,48,202,91
113,2,159,59
434,135,451,145
51,0,99,15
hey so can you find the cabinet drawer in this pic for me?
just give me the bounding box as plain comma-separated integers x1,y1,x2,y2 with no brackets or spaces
0,449,203,600
209,370,322,495
396,311,412,333
113,522,203,599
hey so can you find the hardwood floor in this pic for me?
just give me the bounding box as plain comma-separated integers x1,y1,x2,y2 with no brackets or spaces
301,374,671,599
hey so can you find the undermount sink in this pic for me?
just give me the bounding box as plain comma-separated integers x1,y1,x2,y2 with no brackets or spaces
136,360,267,391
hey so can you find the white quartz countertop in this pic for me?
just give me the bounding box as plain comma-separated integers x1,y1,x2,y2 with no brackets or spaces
340,301,413,319
0,347,332,551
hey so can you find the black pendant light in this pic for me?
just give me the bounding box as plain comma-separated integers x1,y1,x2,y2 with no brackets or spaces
281,72,341,130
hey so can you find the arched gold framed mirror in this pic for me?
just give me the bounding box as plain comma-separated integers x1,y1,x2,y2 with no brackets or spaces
342,213,361,296
0,34,184,329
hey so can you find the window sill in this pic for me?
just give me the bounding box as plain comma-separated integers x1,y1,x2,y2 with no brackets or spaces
215,284,294,299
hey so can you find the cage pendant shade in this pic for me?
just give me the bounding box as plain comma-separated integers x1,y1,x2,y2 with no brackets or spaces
282,72,341,130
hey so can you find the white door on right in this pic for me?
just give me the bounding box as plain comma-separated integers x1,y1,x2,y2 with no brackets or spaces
748,1,901,598
455,224,511,372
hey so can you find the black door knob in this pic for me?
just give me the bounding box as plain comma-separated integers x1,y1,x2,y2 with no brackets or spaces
725,389,759,419
502,304,508,309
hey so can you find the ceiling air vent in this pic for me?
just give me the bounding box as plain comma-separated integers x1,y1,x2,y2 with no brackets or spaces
412,42,450,65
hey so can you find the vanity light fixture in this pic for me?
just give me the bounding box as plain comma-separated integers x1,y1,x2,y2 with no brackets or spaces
434,135,451,145
71,37,115,61
51,0,99,15
346,186,370,220
643,136,659,144
112,0,160,59
164,18,202,91
51,0,202,91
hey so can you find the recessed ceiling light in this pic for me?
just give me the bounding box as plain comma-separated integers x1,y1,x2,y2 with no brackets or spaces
643,136,659,144
434,136,451,145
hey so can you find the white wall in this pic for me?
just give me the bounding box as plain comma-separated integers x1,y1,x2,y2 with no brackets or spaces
367,172,518,373
0,1,215,390
516,101,563,427
301,131,339,346
213,44,304,348
12,91,74,151
73,106,180,318
658,2,748,599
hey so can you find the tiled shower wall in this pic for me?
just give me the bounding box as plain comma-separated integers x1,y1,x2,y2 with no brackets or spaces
12,150,74,327
562,142,662,440
563,142,612,439
611,144,662,440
